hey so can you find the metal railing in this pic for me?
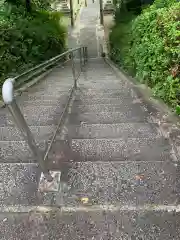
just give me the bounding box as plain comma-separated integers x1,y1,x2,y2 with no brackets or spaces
2,46,88,181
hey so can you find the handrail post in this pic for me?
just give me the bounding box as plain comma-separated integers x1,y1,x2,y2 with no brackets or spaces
85,47,88,64
71,51,77,89
9,101,53,181
82,47,85,66
2,79,53,182
79,48,83,72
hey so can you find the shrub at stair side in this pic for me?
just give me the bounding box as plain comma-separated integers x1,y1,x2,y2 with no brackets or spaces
109,0,180,112
0,0,67,89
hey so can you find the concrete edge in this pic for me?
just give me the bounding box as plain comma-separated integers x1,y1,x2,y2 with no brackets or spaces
104,57,180,158
0,68,53,109
0,204,180,213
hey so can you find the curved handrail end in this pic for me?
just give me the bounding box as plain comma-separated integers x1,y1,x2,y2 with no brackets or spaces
2,78,15,104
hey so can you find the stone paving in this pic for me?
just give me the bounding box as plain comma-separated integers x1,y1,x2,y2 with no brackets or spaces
0,0,180,239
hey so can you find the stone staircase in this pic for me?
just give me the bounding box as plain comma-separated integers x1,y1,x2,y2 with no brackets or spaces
103,0,115,14
0,63,75,206
0,57,179,239
51,0,70,14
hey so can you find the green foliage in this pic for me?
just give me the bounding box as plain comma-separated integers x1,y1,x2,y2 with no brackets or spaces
109,14,135,68
114,0,142,23
110,0,180,111
149,0,178,9
4,0,51,11
32,0,51,10
0,1,66,88
176,105,180,115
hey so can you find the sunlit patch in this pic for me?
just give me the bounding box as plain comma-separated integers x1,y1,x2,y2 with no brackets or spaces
81,197,89,204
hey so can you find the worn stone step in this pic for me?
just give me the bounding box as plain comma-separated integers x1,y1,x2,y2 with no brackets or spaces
84,66,115,74
0,140,46,163
0,208,179,239
83,70,118,78
31,79,73,87
28,86,72,94
36,84,73,91
68,109,151,124
23,87,71,97
21,93,69,102
0,105,64,127
66,123,160,139
78,76,127,84
78,80,124,86
77,83,135,91
70,137,175,162
0,163,39,205
17,91,69,107
74,89,140,104
80,67,116,76
76,87,136,98
74,96,138,106
0,125,56,141
81,78,123,87
43,161,178,206
18,99,67,108
71,103,148,114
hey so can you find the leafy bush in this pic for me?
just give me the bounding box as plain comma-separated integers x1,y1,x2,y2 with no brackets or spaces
109,14,135,68
110,0,180,111
150,0,178,9
0,1,66,88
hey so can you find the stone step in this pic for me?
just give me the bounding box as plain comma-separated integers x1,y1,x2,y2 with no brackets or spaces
71,103,148,114
43,160,178,206
31,78,73,87
29,85,72,93
46,136,175,165
74,97,138,106
60,5,69,9
18,98,67,108
0,104,64,127
22,93,69,102
69,137,175,162
65,123,160,139
80,79,123,87
78,78,125,84
36,82,73,88
68,109,151,124
79,75,121,83
0,125,56,141
23,87,71,97
0,207,179,239
78,74,128,81
75,88,138,100
0,140,46,163
0,163,39,205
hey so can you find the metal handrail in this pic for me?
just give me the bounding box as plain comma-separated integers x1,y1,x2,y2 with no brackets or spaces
13,47,87,89
2,46,88,182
